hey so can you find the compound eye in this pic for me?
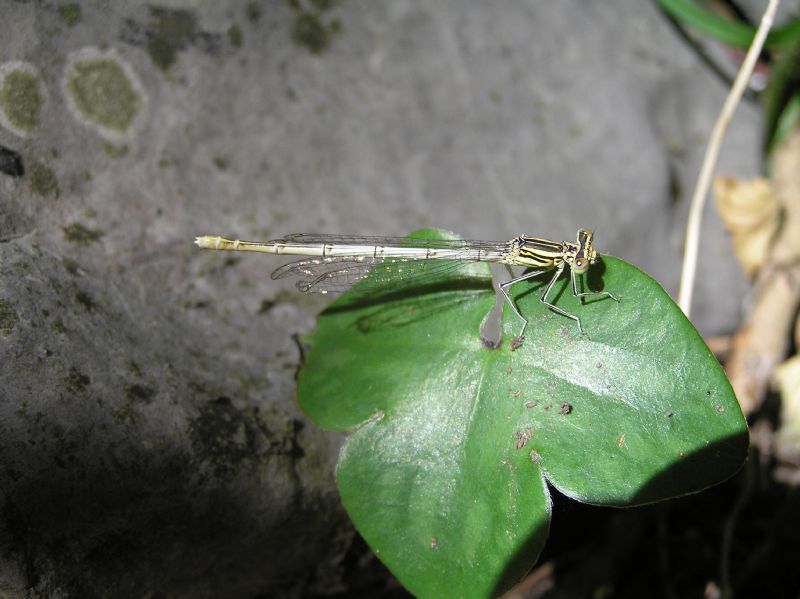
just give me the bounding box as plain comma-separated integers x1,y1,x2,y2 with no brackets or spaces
575,258,586,269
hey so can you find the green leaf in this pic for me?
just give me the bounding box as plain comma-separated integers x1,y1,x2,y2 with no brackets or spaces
297,229,748,599
656,0,800,49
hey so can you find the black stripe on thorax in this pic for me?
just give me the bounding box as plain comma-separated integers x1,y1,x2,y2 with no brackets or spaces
518,237,564,258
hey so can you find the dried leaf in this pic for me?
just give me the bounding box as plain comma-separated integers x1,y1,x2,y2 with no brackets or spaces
714,175,781,276
774,355,800,465
723,127,800,416
726,268,800,414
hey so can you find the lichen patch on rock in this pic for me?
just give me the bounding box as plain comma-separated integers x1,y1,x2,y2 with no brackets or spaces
0,61,44,138
62,47,148,142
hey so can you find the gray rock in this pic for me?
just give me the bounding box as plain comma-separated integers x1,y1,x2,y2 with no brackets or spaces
0,1,757,596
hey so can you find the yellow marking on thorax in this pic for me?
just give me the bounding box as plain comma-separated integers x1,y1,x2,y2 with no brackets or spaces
511,237,566,269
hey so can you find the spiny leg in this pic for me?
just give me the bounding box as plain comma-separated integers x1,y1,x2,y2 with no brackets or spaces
571,270,619,303
540,263,584,334
499,268,548,340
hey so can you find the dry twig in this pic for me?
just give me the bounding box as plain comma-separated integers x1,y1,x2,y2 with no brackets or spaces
678,0,780,317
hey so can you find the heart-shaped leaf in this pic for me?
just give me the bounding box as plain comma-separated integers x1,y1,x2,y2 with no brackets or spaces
297,229,748,599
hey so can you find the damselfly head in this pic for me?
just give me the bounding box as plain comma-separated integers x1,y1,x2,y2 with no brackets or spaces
571,228,597,274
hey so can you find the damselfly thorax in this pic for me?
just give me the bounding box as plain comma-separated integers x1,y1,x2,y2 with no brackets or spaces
195,228,617,340
507,228,596,273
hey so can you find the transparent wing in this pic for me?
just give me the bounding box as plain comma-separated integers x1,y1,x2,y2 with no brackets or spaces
277,233,508,252
271,255,492,294
272,256,382,293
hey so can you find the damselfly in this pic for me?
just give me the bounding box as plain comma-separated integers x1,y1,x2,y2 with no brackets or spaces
194,229,618,338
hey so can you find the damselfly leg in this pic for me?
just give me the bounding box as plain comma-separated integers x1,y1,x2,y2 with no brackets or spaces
571,269,619,304
498,268,548,338
500,263,585,338
499,261,618,340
